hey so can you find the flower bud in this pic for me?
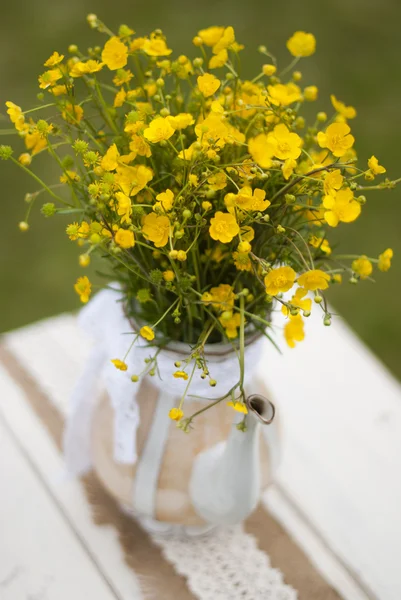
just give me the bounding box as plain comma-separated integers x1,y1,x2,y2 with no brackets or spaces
323,314,332,326
314,295,323,304
18,221,29,232
193,57,203,67
182,209,191,219
79,254,90,267
317,111,327,123
192,36,203,46
177,250,187,261
131,375,139,382
262,64,276,76
293,70,302,81
209,379,217,387
238,241,251,253
174,229,185,239
174,361,181,367
68,44,78,53
169,249,178,259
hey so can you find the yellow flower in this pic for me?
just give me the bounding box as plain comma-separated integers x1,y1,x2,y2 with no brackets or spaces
38,69,62,89
282,158,297,180
111,359,128,371
115,228,135,248
189,174,199,186
101,37,128,70
70,60,104,77
50,85,67,96
129,134,151,158
101,144,120,171
209,49,228,69
143,33,172,57
115,192,132,224
144,116,175,143
378,248,393,272
309,236,331,255
66,222,89,240
323,169,343,196
169,407,184,421
264,266,296,296
304,85,318,101
219,312,241,338
5,101,26,131
209,284,235,310
297,269,330,291
368,155,386,175
140,326,155,341
213,26,235,54
263,64,277,76
286,31,316,57
61,103,84,124
154,188,174,212
173,370,189,380
197,73,221,97
225,186,270,212
208,172,227,191
282,287,312,316
209,211,239,243
332,274,342,284
330,95,356,120
268,83,302,107
113,69,133,86
74,276,91,303
18,153,32,166
352,256,373,279
284,314,305,348
233,251,252,271
114,89,127,108
44,51,64,67
163,270,175,282
268,123,302,160
79,254,90,267
317,122,355,157
248,133,276,169
142,212,170,247
227,400,248,414
115,164,153,196
323,188,361,227
197,26,225,47
167,113,195,130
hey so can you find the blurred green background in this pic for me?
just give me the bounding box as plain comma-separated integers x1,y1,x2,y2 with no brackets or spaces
1,0,400,378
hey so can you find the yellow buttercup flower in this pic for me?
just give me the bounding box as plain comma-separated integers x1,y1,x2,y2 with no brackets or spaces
317,122,355,157
197,73,221,97
282,158,297,180
287,31,316,57
114,89,127,107
115,164,153,196
330,95,356,120
5,101,26,131
115,228,135,248
263,64,277,76
212,26,235,54
284,314,305,348
115,192,132,224
140,326,155,341
268,83,302,107
207,172,227,191
323,188,361,227
264,266,296,296
154,188,174,212
101,37,128,70
197,26,225,47
219,312,241,338
38,69,63,89
225,186,270,213
282,287,312,317
143,33,172,57
169,407,184,421
324,169,343,196
268,123,302,161
233,251,252,271
297,269,330,291
173,370,189,380
352,256,373,279
111,358,128,371
309,236,331,255
248,133,276,169
378,248,393,272
44,51,64,67
227,400,248,414
163,270,175,282
167,112,195,130
368,155,386,176
144,117,175,143
74,276,91,303
209,211,239,243
208,284,235,311
101,144,120,171
61,103,84,124
304,85,318,101
142,212,170,247
209,49,228,69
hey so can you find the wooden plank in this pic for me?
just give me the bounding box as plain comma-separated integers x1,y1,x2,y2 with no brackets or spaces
0,363,143,600
0,413,117,600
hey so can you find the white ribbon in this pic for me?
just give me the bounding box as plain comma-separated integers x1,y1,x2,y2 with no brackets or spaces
64,285,264,475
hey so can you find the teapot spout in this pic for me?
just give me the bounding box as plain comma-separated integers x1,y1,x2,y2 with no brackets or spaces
189,395,275,526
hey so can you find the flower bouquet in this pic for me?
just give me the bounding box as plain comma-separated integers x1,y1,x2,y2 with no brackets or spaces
2,16,397,528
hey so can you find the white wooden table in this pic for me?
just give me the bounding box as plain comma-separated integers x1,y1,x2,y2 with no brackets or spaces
1,308,401,600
